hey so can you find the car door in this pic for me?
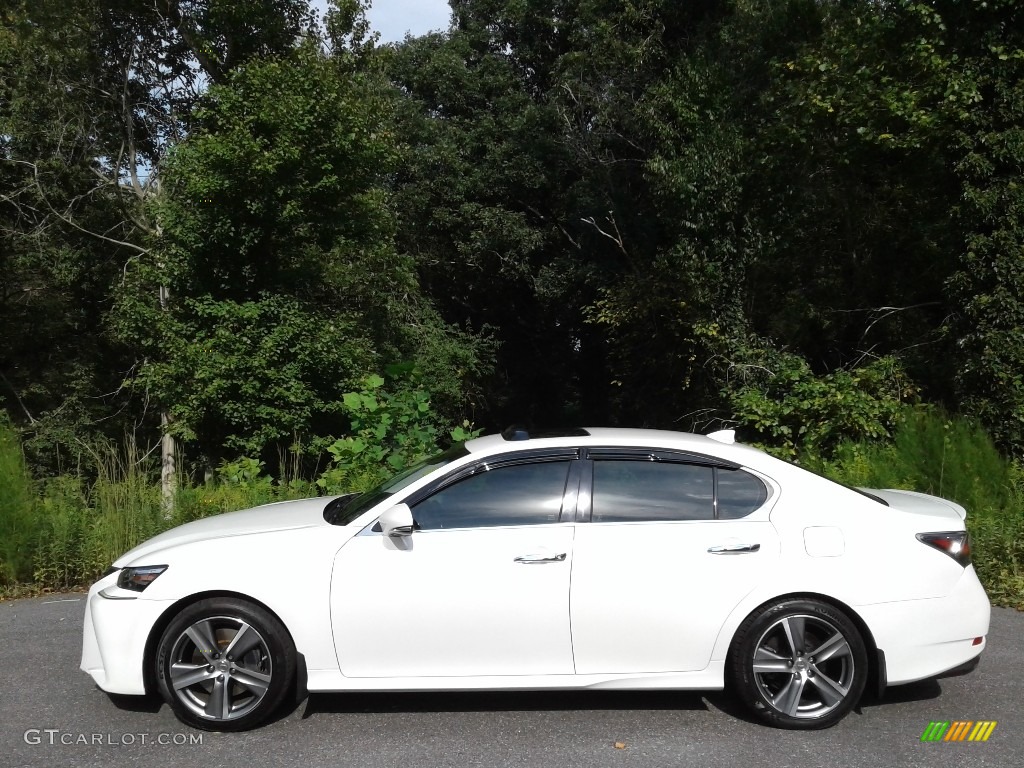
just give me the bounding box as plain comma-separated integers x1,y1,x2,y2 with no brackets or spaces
570,449,780,674
331,451,580,678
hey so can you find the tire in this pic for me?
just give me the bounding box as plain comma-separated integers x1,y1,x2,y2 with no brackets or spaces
155,597,296,731
729,598,868,729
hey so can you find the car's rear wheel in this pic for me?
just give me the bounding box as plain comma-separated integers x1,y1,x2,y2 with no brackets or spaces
730,598,868,729
155,597,296,731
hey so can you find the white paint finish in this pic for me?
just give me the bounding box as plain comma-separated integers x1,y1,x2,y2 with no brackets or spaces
80,427,992,713
570,520,780,674
803,526,845,557
857,566,990,684
706,429,736,444
81,573,175,695
136,524,356,673
331,525,575,677
867,488,967,521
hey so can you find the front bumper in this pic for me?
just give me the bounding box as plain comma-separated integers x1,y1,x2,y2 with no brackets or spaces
80,574,175,695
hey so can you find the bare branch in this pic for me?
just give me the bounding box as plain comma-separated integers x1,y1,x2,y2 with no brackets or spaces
158,0,225,84
0,371,37,425
8,159,150,255
519,201,581,250
581,210,628,256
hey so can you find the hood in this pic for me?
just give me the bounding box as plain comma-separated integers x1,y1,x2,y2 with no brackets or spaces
863,488,967,524
113,496,335,567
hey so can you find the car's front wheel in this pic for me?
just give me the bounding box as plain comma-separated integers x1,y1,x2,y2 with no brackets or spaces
155,597,296,731
730,598,868,729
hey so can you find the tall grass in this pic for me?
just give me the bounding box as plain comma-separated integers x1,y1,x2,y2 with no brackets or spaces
0,417,40,586
811,409,1024,608
4,409,1023,607
1,429,318,595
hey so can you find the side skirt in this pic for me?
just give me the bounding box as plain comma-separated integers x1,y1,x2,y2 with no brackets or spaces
304,663,726,694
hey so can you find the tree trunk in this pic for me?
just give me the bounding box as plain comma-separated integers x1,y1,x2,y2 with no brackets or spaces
161,410,176,518
159,280,176,518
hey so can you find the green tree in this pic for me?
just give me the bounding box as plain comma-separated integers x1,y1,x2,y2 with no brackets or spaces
387,1,755,427
941,1,1024,454
0,0,318,472
118,39,490,462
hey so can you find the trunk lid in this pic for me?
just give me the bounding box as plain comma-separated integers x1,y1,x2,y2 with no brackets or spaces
862,488,967,525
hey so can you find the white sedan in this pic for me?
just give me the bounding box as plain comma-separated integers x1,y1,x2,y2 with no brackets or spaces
81,427,990,731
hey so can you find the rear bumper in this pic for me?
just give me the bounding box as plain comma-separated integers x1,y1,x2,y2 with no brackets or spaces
859,565,990,686
935,654,981,680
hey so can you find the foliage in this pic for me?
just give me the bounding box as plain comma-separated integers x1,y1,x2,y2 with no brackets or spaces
27,444,165,592
811,409,1012,511
31,476,95,590
173,459,312,526
14,430,312,593
728,354,916,458
733,0,1024,452
130,294,374,457
318,366,481,495
5,0,1024,468
113,37,490,463
733,0,961,382
944,0,1024,455
4,0,1024,608
0,414,38,585
0,1,318,471
0,0,143,470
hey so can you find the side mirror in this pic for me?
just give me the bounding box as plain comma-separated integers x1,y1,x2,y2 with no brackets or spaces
378,503,415,538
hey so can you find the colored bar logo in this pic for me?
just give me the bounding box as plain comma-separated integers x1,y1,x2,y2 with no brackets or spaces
921,721,997,742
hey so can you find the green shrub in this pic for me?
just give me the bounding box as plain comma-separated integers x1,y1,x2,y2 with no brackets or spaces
0,414,39,586
814,409,1011,509
729,354,915,459
0,422,323,594
317,366,480,495
173,457,313,525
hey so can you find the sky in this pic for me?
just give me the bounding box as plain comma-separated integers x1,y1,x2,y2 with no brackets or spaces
313,1,453,43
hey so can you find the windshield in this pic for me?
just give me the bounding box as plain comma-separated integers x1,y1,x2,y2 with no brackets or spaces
323,443,470,525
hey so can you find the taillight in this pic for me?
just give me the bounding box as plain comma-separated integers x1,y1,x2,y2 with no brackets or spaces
917,531,972,567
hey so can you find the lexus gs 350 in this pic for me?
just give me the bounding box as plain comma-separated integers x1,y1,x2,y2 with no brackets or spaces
81,428,990,731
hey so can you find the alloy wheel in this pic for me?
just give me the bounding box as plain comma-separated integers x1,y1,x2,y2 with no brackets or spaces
166,615,274,722
750,612,857,720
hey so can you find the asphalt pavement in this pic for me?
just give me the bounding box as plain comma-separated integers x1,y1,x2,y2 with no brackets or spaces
1,594,1021,768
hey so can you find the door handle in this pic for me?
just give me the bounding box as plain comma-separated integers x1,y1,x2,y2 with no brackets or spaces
513,552,567,564
707,543,761,555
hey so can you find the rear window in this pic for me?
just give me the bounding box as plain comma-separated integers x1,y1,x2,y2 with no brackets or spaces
590,460,770,521
717,469,770,519
592,461,714,522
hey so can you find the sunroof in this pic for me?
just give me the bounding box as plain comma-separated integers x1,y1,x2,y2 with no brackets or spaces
500,426,591,441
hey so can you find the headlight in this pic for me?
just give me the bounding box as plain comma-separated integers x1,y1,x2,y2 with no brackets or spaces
117,565,168,592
